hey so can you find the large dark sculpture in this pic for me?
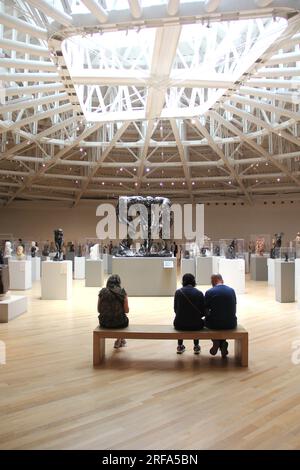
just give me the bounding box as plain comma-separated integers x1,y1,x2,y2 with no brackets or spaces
270,232,283,259
0,265,9,300
226,240,237,259
115,196,173,257
53,229,64,261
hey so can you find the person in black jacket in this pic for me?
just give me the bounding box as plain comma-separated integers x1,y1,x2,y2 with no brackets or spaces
205,274,237,358
173,273,205,355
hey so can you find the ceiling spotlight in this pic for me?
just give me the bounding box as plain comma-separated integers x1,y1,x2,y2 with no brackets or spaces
133,168,136,172
277,178,281,182
146,168,150,172
192,182,195,185
171,182,174,186
191,119,196,124
120,167,123,172
102,182,105,185
80,148,83,152
228,181,232,185
135,182,138,186
120,182,122,186
160,182,163,187
182,182,185,186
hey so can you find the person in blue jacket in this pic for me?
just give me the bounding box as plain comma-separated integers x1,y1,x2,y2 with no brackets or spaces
205,274,237,358
173,273,205,355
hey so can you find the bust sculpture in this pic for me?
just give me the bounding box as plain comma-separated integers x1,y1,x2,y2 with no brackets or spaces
16,245,26,260
90,244,99,260
53,229,64,261
4,241,12,259
31,241,39,258
295,232,300,243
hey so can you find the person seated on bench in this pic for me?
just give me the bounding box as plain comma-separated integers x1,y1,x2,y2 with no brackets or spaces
204,274,237,358
98,274,129,349
173,273,205,355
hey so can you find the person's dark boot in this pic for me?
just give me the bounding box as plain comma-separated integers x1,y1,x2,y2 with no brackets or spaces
210,340,220,356
220,340,229,358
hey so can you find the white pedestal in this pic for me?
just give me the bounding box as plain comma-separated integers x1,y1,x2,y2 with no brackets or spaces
102,254,112,274
243,252,250,274
9,260,32,290
218,258,245,294
112,257,177,296
295,259,300,302
275,260,295,303
250,255,268,281
85,259,104,287
268,258,275,286
41,261,72,300
196,256,213,285
31,257,41,281
181,258,195,277
74,257,85,280
212,256,221,274
0,295,27,322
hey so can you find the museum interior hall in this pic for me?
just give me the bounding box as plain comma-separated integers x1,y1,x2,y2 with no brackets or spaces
1,0,300,452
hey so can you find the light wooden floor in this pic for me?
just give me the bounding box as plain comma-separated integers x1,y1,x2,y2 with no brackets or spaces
1,276,300,450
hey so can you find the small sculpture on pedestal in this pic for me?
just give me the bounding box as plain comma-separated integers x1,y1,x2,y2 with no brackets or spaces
295,232,300,243
42,241,50,257
53,229,64,262
274,232,283,258
255,238,265,256
90,244,99,260
4,241,12,259
200,247,207,257
16,245,26,260
284,252,289,262
76,244,83,257
0,265,9,301
226,240,237,259
31,241,39,258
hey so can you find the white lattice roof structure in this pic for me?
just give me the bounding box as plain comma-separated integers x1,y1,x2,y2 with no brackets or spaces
0,0,300,205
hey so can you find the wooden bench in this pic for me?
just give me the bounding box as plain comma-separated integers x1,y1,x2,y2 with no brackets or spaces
93,324,248,367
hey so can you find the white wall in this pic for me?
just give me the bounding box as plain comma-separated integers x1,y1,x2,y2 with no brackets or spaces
0,200,299,245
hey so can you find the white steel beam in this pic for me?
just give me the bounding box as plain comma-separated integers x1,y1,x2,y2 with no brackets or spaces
0,73,59,82
73,122,131,206
209,110,300,187
4,83,65,98
128,0,142,19
222,102,300,147
0,93,68,114
167,0,180,16
204,0,221,13
0,12,48,40
229,94,300,121
193,119,253,204
255,66,300,77
25,0,73,27
0,38,49,57
0,58,56,71
81,0,108,23
266,51,300,65
170,119,193,195
0,103,73,134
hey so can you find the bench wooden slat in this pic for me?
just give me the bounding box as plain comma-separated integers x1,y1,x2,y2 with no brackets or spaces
93,324,247,340
93,324,249,367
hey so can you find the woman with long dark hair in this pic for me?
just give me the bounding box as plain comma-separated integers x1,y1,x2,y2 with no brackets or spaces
98,274,129,349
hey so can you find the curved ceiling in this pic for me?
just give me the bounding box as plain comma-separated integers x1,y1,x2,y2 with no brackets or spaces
0,0,300,206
